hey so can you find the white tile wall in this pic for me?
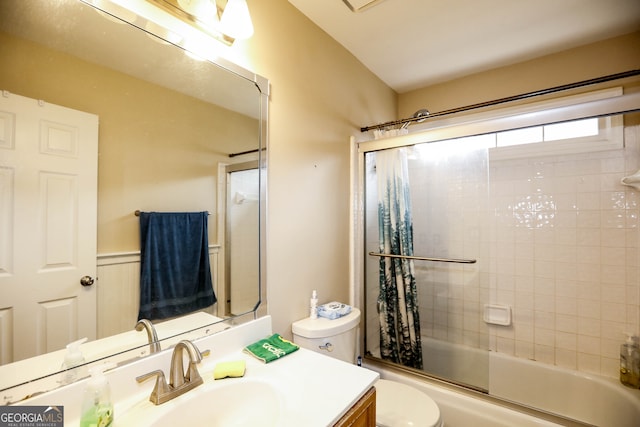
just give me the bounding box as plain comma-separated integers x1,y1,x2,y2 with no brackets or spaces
486,124,640,378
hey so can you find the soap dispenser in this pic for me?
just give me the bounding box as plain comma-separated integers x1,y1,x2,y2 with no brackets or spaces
310,290,318,319
80,363,116,427
619,334,640,388
60,337,88,385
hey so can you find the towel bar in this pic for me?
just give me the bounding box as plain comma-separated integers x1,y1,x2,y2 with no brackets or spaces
134,210,210,216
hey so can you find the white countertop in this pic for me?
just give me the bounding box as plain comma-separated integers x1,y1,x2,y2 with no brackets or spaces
16,316,379,426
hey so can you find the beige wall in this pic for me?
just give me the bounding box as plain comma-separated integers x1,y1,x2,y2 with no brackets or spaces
0,31,258,253
240,1,397,337
399,31,640,119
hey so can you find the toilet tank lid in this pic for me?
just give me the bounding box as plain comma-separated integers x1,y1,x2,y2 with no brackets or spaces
292,308,361,338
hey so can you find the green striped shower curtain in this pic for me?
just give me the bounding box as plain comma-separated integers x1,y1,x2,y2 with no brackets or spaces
376,147,422,369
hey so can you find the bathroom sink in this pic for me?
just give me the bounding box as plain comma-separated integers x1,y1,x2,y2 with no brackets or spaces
116,379,283,426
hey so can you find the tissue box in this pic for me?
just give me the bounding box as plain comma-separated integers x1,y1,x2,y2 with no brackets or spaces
317,302,352,320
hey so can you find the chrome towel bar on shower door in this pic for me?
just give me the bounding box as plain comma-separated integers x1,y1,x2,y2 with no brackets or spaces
368,252,476,264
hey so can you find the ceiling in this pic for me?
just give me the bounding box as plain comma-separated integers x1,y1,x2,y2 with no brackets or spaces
288,0,640,93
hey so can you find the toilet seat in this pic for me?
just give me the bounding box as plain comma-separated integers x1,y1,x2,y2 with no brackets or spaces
375,379,443,427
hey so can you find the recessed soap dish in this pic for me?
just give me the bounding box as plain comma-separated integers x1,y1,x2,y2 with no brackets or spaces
483,304,512,326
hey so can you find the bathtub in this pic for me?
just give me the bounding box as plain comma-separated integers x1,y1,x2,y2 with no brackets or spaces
489,352,640,427
365,337,640,426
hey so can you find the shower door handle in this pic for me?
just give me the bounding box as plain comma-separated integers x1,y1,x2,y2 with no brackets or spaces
369,251,477,264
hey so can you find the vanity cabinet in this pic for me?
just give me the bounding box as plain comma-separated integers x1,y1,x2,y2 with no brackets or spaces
333,386,376,427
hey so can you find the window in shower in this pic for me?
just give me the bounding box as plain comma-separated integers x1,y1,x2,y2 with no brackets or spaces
496,117,599,147
490,87,623,160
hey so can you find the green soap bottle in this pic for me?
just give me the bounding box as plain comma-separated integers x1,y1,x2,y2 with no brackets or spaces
80,363,115,427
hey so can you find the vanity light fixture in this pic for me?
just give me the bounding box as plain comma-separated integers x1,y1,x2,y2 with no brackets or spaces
148,0,253,45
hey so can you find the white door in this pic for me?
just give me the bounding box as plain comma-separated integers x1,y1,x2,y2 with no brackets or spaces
0,92,98,364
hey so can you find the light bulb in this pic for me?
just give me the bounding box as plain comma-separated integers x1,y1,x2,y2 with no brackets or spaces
218,0,254,40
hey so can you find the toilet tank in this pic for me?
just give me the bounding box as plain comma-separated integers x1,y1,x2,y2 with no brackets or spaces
292,308,360,364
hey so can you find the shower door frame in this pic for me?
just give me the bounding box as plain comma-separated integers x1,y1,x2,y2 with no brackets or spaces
217,160,260,317
350,89,640,386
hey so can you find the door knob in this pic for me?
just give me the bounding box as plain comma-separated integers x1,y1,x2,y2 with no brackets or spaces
80,276,95,287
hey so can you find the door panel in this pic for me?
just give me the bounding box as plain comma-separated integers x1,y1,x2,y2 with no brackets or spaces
40,172,77,268
0,166,13,276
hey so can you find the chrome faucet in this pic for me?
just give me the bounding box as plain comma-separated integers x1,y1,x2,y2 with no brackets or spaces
170,340,208,389
135,319,161,354
136,340,210,405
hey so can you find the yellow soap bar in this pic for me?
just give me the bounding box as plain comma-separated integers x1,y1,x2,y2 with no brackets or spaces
213,360,246,380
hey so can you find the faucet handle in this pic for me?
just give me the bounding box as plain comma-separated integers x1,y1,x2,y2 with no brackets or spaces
200,348,211,359
136,370,170,405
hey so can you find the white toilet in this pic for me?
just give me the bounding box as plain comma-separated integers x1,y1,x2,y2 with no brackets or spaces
292,308,443,427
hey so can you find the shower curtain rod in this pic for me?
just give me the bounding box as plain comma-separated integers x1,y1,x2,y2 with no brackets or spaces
360,69,640,132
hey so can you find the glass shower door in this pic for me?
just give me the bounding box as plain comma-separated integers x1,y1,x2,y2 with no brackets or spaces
225,163,260,316
363,135,491,391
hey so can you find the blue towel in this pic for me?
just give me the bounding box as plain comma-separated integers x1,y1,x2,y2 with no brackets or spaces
138,212,216,320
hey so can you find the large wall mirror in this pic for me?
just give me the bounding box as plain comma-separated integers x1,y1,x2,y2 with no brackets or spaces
0,0,267,400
